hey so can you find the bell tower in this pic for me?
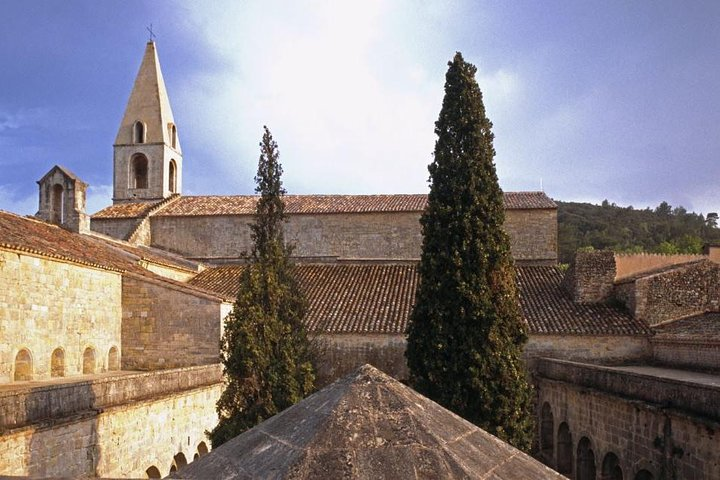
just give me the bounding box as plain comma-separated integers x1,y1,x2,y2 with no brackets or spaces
113,41,182,204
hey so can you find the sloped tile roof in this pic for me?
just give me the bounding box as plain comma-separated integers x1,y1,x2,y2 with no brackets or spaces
177,364,565,480
135,191,556,217
92,200,163,219
189,263,417,334
191,263,647,336
517,266,651,335
0,210,219,300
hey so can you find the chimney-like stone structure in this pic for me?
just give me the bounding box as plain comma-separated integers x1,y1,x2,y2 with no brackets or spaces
561,250,616,304
36,165,90,234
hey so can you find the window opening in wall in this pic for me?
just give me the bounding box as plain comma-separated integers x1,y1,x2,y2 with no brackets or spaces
132,154,149,189
169,160,177,193
557,422,573,475
169,123,177,149
51,348,65,377
134,121,145,144
14,349,33,381
602,452,623,480
197,441,208,457
634,470,654,480
51,184,64,224
108,346,120,371
145,466,161,478
83,347,96,374
540,402,554,465
577,436,596,480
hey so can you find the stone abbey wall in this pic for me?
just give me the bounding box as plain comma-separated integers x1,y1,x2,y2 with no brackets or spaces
504,209,558,264
536,359,720,479
651,337,720,372
524,335,650,371
149,208,558,263
121,275,231,370
0,249,122,384
90,217,140,241
0,366,221,478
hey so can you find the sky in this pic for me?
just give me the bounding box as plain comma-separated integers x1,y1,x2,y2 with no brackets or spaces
1,1,719,216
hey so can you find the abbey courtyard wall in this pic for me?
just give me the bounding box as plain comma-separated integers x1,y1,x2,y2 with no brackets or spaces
121,276,231,371
0,365,221,478
146,208,557,263
0,249,121,383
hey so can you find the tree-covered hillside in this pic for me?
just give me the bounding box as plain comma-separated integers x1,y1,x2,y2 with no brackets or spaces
557,200,720,263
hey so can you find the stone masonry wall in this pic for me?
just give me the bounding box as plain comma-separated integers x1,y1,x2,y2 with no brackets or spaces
314,334,408,387
618,261,720,326
121,276,229,370
0,249,122,384
615,253,706,281
505,209,557,264
524,335,650,372
537,364,720,479
90,217,141,241
150,209,557,263
0,381,221,478
651,337,720,372
561,250,616,304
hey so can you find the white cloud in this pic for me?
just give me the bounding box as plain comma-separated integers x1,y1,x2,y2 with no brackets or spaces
172,1,519,194
86,184,113,215
0,185,37,215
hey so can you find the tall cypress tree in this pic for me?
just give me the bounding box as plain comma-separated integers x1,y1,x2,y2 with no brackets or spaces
210,126,315,448
405,53,534,450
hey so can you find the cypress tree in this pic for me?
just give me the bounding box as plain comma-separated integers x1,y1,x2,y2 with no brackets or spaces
405,53,534,450
210,126,315,448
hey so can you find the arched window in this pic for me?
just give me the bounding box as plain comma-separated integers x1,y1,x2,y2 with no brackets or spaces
132,154,149,189
145,466,161,478
169,123,177,149
51,348,65,377
51,184,64,224
169,160,177,193
108,346,120,371
170,452,187,474
577,436,596,480
197,441,208,457
557,422,573,475
540,402,554,465
14,349,33,381
83,347,96,374
602,452,623,480
134,121,145,144
634,470,654,480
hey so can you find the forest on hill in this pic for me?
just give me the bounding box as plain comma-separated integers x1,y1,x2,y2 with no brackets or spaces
556,200,720,263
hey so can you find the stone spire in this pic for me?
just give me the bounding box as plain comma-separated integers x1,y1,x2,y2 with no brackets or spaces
113,41,182,203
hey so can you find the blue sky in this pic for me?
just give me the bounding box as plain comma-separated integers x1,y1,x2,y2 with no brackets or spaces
1,1,719,215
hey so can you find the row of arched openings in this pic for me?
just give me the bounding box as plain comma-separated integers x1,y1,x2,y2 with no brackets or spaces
12,346,119,381
540,402,656,480
145,442,208,478
130,154,177,193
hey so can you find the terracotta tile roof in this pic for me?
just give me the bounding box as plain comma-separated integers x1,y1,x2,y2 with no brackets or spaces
0,210,219,300
189,263,417,334
92,200,163,219
517,266,651,335
191,263,647,336
150,191,556,217
653,313,720,337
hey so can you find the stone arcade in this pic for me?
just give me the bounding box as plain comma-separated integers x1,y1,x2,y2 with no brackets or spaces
1,41,719,479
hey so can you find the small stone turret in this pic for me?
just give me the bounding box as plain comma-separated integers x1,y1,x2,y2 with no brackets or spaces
36,165,90,234
561,250,616,304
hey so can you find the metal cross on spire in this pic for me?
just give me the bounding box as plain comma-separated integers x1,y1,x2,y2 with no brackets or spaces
146,24,157,42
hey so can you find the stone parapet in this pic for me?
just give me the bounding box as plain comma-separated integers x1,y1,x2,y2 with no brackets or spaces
536,358,720,421
0,364,222,431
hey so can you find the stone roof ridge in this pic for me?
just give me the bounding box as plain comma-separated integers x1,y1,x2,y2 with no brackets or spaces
175,364,565,479
614,258,711,284
36,164,86,186
126,193,182,242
